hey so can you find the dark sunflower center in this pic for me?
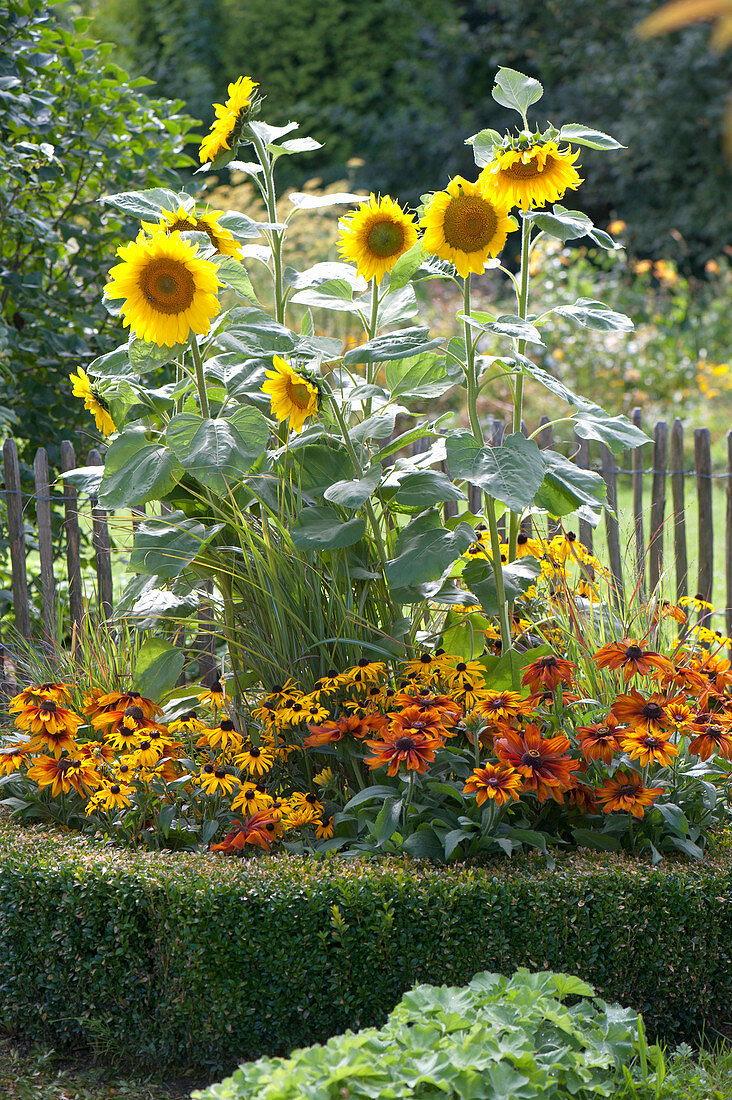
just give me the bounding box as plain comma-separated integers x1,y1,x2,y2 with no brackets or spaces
366,219,405,258
395,736,417,752
642,703,664,720
245,790,255,800
220,720,235,731
139,741,151,751
539,657,557,669
485,777,500,787
140,257,195,314
249,748,261,758
305,793,317,804
57,758,73,773
625,646,644,661
442,193,498,252
40,700,57,714
167,218,196,233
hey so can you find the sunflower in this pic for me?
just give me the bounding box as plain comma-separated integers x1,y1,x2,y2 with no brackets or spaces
69,367,116,436
480,141,583,210
364,728,443,776
420,176,515,278
104,231,221,348
262,356,319,433
345,658,389,686
338,194,418,284
595,771,663,818
463,764,522,807
199,75,258,165
91,782,134,812
199,718,243,753
127,738,164,769
168,711,207,735
143,206,242,260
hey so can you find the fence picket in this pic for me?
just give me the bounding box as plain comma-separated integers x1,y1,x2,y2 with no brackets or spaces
670,418,688,606
2,438,31,640
694,427,713,615
87,448,113,619
33,447,57,641
600,444,624,610
60,440,84,631
631,407,646,594
649,421,668,593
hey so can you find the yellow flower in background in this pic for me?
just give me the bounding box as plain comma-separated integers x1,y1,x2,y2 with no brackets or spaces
104,231,221,348
69,368,116,437
234,744,275,776
199,75,259,164
480,141,582,210
421,176,515,278
338,194,418,283
262,356,319,433
143,206,242,260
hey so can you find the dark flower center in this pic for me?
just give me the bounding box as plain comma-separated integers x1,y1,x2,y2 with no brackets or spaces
214,769,226,779
521,749,542,768
220,719,235,731
641,703,664,720
625,645,644,661
366,219,405,258
357,658,370,668
305,793,318,804
139,741,151,751
642,736,662,748
249,748,261,758
125,705,144,722
40,699,58,714
456,662,467,672
395,736,417,752
539,657,557,669
204,764,214,774
618,784,636,798
110,784,121,794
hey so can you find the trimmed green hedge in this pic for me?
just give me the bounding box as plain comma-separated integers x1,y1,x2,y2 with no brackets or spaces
0,824,730,1074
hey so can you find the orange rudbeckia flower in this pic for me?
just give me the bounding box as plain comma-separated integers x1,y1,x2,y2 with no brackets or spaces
463,764,522,806
620,729,679,768
591,638,673,682
211,810,276,853
595,771,663,818
688,718,732,761
576,717,622,764
494,724,579,803
364,728,443,776
521,654,576,693
610,690,683,737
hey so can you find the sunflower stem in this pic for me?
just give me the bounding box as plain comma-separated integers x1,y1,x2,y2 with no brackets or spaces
507,215,532,564
463,275,513,663
189,337,210,419
248,126,285,325
364,278,380,418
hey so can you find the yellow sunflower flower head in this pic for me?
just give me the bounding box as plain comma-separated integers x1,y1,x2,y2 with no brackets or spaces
104,231,221,348
199,75,260,166
338,194,418,284
420,176,516,279
480,139,583,211
262,356,320,434
143,206,242,261
69,367,116,437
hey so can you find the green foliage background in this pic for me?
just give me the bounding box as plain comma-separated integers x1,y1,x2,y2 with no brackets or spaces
0,0,196,463
87,0,729,266
1,824,730,1074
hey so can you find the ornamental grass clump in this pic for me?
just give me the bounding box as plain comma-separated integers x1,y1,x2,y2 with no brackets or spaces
48,65,730,861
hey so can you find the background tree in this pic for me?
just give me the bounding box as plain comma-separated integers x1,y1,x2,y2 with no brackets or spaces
0,0,196,463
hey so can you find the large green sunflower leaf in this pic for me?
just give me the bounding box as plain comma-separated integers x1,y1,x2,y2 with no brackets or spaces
446,431,545,512
559,123,625,150
384,511,474,591
165,406,269,493
98,427,182,509
128,512,223,579
385,352,458,399
534,450,607,517
462,557,542,617
290,505,366,550
344,327,442,366
492,67,543,117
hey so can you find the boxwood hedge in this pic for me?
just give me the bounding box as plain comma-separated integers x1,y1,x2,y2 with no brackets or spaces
0,824,729,1075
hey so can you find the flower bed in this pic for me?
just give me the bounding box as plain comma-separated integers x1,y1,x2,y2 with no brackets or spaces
0,823,730,1074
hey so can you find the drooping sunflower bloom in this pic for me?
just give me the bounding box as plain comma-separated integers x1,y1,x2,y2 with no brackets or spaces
211,809,276,853
480,141,583,211
591,639,673,682
494,725,579,803
199,75,259,165
440,659,487,693
104,231,221,348
420,176,515,278
69,367,116,437
364,728,443,776
595,771,663,818
168,711,207,735
345,658,389,686
337,194,418,284
143,206,242,260
127,738,164,769
0,745,31,777
262,356,319,433
463,764,522,807
621,729,679,768
198,763,240,797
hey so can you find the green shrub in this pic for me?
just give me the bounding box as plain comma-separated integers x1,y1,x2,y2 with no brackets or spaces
193,969,664,1100
0,824,730,1074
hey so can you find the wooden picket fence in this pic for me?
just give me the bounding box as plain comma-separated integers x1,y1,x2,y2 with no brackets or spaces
2,407,731,678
